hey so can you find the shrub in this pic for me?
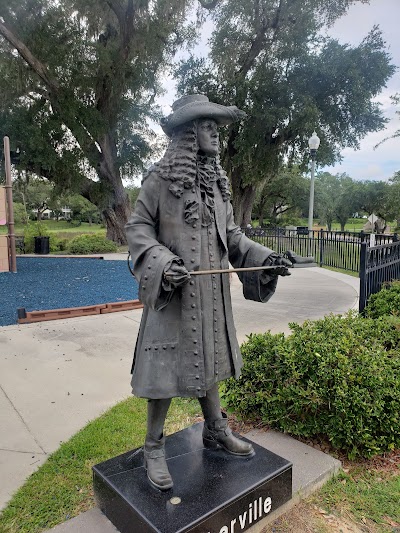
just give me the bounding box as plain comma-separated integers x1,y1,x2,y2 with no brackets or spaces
364,280,400,318
23,223,50,253
66,234,118,254
49,237,69,253
223,312,400,459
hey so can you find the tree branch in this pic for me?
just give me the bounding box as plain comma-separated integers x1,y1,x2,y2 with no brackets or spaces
105,0,125,25
0,20,59,93
238,0,283,78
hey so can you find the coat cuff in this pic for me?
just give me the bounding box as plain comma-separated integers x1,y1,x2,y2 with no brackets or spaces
239,245,278,303
138,247,181,311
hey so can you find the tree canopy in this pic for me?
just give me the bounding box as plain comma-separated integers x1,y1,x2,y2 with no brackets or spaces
175,0,395,225
0,0,216,242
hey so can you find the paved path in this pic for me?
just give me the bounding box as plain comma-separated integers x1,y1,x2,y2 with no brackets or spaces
0,266,358,510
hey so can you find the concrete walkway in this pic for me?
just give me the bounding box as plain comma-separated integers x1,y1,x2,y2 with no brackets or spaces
0,264,358,517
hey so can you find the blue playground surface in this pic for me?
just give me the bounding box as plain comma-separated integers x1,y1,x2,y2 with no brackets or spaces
0,257,139,327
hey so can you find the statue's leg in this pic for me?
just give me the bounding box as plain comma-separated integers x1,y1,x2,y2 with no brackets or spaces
144,398,173,490
198,384,254,456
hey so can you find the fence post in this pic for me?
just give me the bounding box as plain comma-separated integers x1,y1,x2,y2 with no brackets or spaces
319,228,324,267
393,233,398,242
359,239,368,314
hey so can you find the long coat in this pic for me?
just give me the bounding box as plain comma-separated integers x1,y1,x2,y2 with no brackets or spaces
125,171,278,399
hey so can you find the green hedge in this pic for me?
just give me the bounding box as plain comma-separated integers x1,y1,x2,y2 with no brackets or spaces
23,223,50,253
364,280,400,318
66,234,118,254
223,312,400,459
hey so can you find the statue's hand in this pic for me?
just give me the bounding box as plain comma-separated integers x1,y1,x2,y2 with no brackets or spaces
163,262,191,288
261,253,292,283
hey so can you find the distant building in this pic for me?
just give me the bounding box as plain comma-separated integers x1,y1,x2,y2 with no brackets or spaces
32,207,72,220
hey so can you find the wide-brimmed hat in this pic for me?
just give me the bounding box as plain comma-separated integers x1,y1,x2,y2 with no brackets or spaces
161,94,246,136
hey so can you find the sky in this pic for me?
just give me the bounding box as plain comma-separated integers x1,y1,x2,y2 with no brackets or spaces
324,0,399,181
156,0,399,183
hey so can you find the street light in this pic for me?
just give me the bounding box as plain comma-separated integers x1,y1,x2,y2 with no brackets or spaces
308,131,320,235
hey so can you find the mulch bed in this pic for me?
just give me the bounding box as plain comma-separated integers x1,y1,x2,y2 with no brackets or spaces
0,257,138,327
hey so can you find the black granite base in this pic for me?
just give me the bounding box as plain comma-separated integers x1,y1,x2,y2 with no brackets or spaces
93,423,292,533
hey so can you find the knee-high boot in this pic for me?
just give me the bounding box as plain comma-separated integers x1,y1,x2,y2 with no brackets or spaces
144,398,173,490
198,384,254,456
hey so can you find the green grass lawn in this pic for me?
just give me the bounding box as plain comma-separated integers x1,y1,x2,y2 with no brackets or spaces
0,220,105,236
0,397,201,533
254,218,397,233
314,465,400,531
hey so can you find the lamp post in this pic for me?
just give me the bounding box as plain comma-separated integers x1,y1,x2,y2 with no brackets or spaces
307,132,320,236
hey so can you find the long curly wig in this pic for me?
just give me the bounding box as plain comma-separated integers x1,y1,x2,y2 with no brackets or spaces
143,120,231,202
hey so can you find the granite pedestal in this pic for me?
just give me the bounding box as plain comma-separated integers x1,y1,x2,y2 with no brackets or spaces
93,423,292,533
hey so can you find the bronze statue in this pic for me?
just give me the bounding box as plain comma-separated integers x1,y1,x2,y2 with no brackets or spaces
125,94,291,491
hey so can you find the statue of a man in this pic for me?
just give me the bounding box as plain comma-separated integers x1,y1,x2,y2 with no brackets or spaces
125,94,291,491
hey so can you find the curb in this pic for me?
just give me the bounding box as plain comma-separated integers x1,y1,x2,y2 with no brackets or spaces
17,300,143,324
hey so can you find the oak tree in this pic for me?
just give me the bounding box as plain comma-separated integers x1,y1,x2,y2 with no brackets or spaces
175,0,395,225
0,0,217,243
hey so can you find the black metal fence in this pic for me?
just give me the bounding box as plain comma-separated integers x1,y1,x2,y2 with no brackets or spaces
359,240,400,313
244,226,400,312
243,227,397,274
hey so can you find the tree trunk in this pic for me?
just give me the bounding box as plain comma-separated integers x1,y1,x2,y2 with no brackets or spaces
231,168,257,226
97,133,131,245
103,196,130,244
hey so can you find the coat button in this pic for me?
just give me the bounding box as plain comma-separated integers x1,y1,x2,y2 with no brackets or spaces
197,387,201,391
194,363,199,367
154,346,158,350
159,247,163,250
171,345,175,350
191,303,196,308
195,375,200,379
148,265,151,269
192,316,196,320
153,255,157,258
191,292,195,297
189,280,194,285
194,350,198,355
192,236,196,240
191,259,195,263
193,339,198,344
162,346,167,350
191,247,196,251
192,224,197,228
192,327,196,332
142,286,146,290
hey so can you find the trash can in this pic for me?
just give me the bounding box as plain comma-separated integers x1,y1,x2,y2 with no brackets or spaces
34,236,50,254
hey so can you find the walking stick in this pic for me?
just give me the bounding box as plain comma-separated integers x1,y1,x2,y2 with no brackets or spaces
186,265,289,276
